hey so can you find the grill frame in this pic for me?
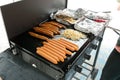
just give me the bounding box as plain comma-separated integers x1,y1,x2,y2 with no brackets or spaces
0,0,108,79
9,30,98,80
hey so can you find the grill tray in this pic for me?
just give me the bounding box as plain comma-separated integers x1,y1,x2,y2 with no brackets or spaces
10,27,94,73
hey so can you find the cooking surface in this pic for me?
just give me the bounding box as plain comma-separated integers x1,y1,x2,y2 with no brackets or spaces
0,0,105,74
11,28,94,72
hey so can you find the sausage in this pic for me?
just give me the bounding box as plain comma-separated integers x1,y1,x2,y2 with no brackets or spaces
48,21,66,29
37,47,59,62
33,27,54,37
36,50,58,64
43,44,67,59
48,41,66,51
59,38,78,49
42,23,60,34
38,47,64,62
39,23,59,31
65,50,72,55
47,39,66,49
28,32,48,41
59,38,79,51
47,41,72,55
39,26,59,35
56,40,75,51
43,42,66,55
44,41,66,54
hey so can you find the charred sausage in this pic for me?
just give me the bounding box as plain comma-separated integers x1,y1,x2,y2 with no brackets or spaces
28,32,48,41
33,27,54,37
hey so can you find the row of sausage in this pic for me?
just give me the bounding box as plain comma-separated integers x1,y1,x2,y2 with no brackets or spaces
36,38,79,64
29,21,66,40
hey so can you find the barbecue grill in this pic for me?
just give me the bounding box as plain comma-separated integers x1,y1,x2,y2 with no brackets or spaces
0,0,109,80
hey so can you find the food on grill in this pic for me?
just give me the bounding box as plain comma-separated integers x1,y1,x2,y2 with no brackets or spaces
39,47,64,62
47,40,72,55
44,44,67,59
59,38,79,51
37,47,60,62
47,39,78,51
39,23,60,34
39,23,59,31
62,29,86,40
43,42,66,55
46,41,66,53
47,21,66,29
56,40,75,51
47,39,66,49
40,26,58,35
56,15,76,24
37,45,66,62
65,50,72,55
30,21,67,40
36,38,79,64
28,32,48,41
36,49,58,64
29,23,80,64
33,27,54,37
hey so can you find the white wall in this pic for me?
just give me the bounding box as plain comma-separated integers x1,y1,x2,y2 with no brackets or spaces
0,1,13,53
0,0,13,6
0,9,10,53
0,0,21,53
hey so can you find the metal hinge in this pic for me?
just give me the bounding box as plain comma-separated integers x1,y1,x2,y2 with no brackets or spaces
10,42,20,55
